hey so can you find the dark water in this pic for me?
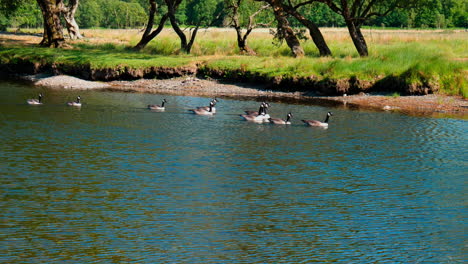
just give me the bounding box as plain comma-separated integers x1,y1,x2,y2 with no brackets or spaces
1,81,466,263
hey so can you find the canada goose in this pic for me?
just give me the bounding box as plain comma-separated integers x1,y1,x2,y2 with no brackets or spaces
197,98,218,113
241,102,271,122
269,112,293,125
27,93,43,105
244,102,270,115
190,101,215,115
67,96,82,107
302,112,333,127
240,113,268,123
148,99,167,110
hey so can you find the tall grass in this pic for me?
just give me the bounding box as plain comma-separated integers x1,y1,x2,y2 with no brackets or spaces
1,28,467,97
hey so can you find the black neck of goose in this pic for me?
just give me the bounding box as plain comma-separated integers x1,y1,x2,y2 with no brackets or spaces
76,98,80,103
286,115,291,122
38,95,42,103
161,101,165,107
324,115,330,123
258,105,264,114
209,105,213,112
259,105,267,115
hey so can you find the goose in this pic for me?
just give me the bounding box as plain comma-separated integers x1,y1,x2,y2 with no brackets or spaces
240,113,268,123
241,102,271,122
197,98,218,113
302,112,333,127
27,93,43,105
269,112,293,125
67,96,82,107
148,99,167,111
244,102,270,115
190,101,215,115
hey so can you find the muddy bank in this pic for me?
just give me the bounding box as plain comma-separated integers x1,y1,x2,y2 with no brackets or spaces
11,73,467,118
0,59,441,96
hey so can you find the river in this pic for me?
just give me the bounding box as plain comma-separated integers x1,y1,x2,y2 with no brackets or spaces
0,81,466,263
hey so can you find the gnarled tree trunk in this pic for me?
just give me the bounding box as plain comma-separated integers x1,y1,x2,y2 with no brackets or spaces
165,0,199,53
61,0,82,40
284,6,331,56
229,1,270,55
267,0,304,57
36,0,65,47
231,3,254,54
134,0,168,50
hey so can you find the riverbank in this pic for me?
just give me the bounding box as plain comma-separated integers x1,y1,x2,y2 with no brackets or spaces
1,29,467,117
1,29,467,97
16,73,468,118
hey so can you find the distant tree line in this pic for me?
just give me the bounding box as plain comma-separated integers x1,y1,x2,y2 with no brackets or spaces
1,0,466,30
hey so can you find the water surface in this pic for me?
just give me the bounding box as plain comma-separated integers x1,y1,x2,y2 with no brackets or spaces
1,82,466,263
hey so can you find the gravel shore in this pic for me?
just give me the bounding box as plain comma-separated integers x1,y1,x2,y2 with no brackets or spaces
27,74,468,118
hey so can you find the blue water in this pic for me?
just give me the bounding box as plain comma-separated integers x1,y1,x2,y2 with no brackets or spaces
0,81,466,263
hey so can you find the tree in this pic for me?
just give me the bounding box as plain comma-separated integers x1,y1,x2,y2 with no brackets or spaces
226,0,271,55
165,0,196,53
0,0,30,30
61,0,82,39
76,0,102,28
260,0,305,57
450,0,468,28
314,0,421,56
165,0,222,53
2,0,42,29
100,0,146,28
134,0,168,50
282,0,332,56
36,0,66,47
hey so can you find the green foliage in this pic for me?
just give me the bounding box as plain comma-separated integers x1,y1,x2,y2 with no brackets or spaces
235,0,275,27
186,0,223,26
77,0,103,28
99,0,147,28
295,2,344,27
0,0,40,29
0,13,7,31
8,0,41,28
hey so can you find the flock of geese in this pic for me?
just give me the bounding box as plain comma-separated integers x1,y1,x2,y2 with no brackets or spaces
27,93,82,107
27,94,333,127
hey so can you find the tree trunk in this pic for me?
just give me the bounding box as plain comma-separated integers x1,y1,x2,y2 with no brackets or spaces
268,0,304,57
39,13,49,46
168,11,188,52
229,1,261,55
345,20,368,57
285,8,331,56
166,1,197,54
185,26,199,53
61,0,82,40
134,0,168,50
235,28,256,55
36,0,65,47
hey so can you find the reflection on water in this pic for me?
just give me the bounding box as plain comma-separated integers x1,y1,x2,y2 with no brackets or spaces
0,82,466,263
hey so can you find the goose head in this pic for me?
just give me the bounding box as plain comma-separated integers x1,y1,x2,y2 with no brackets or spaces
323,112,333,123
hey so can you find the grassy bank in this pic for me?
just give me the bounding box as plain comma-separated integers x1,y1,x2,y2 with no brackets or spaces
0,28,467,97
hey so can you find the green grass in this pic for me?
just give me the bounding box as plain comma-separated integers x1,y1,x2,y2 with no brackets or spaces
1,29,467,97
